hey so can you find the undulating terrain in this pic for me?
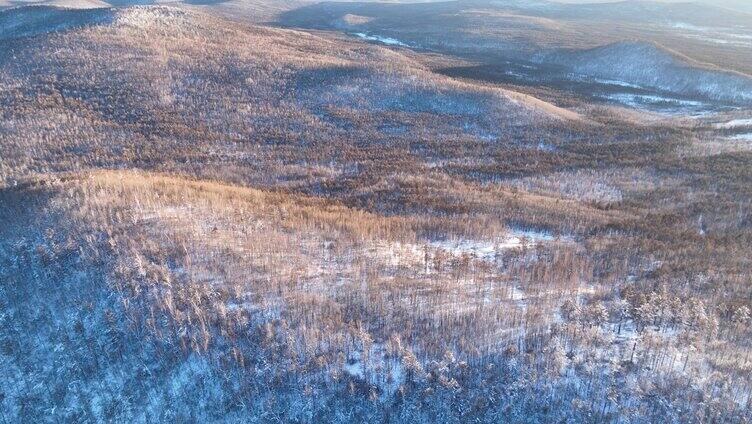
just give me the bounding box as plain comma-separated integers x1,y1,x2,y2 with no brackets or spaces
1,1,751,423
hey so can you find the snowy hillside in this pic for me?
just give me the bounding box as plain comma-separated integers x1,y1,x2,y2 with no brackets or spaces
537,42,752,105
2,2,752,423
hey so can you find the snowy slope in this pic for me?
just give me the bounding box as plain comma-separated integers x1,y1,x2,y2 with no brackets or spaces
537,41,752,105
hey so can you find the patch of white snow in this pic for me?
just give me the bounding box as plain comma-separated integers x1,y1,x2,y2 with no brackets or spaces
353,32,410,47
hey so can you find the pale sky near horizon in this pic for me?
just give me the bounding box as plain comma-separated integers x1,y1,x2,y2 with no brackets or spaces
2,0,751,14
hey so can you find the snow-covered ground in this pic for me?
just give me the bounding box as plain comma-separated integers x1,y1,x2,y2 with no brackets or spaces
343,343,405,398
539,41,752,107
600,92,718,116
593,78,643,89
569,74,645,90
429,228,568,260
353,32,410,47
669,22,752,47
730,133,752,141
369,228,570,270
714,118,752,129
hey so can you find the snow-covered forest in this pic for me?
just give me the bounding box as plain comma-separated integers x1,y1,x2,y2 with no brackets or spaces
1,2,752,423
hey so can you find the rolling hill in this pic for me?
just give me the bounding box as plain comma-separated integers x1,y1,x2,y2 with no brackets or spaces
279,0,752,109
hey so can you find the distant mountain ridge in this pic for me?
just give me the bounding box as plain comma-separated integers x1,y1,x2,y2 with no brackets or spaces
488,0,752,15
455,0,752,28
537,41,752,104
0,5,114,39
